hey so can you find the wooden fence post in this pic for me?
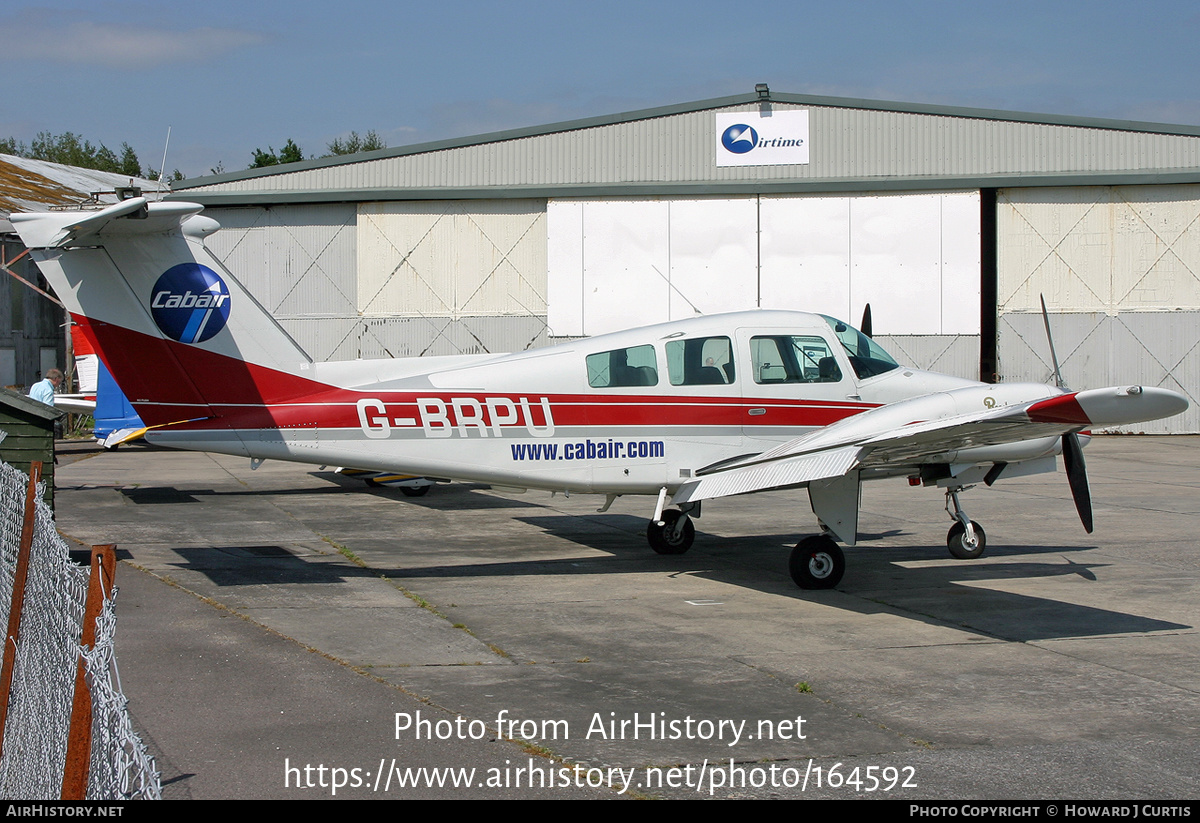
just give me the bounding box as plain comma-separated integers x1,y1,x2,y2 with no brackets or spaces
0,460,41,760
61,544,117,800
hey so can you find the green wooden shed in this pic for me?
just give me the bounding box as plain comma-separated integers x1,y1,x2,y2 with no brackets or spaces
0,387,64,508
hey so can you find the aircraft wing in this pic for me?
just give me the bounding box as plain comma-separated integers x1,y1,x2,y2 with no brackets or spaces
673,385,1187,505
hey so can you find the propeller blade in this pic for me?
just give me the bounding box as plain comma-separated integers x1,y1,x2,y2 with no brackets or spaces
860,304,873,338
1062,431,1093,533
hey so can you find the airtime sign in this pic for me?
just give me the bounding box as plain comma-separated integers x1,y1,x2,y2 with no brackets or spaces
715,110,809,167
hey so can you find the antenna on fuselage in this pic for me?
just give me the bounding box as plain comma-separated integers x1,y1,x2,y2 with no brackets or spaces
1040,294,1066,390
155,126,172,200
650,265,702,315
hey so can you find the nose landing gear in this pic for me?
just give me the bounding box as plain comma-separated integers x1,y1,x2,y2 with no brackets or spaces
945,486,986,560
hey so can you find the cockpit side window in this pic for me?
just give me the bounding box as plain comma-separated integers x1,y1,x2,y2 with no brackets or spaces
586,344,659,388
750,335,842,384
666,336,735,386
819,315,900,379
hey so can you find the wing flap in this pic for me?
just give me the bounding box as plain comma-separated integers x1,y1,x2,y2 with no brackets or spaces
673,445,860,504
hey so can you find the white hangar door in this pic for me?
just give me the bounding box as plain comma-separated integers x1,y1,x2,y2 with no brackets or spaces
356,200,549,357
202,204,358,361
998,186,1200,433
547,192,981,378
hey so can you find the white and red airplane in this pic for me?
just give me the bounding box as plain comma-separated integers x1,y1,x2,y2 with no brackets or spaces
11,197,1189,588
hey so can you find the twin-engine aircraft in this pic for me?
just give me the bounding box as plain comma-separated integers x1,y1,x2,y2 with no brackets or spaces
11,198,1188,588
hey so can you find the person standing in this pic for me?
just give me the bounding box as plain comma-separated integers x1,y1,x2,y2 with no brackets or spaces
29,368,65,441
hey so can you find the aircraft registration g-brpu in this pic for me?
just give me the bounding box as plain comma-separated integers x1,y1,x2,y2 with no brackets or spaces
11,197,1189,588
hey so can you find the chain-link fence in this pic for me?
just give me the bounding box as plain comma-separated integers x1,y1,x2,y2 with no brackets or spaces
0,460,160,800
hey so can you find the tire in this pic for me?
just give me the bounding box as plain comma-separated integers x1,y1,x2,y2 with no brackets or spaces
647,510,694,555
789,536,845,589
400,485,430,497
947,520,986,560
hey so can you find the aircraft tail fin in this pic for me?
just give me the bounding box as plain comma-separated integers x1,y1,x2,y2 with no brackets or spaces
11,198,323,429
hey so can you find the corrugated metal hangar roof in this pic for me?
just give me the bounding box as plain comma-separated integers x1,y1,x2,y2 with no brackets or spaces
172,90,1200,205
0,155,157,215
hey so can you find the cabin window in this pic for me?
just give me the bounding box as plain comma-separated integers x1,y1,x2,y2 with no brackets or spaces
750,335,842,384
666,336,735,386
586,344,659,388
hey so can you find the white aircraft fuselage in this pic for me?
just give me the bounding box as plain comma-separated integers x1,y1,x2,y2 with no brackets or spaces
11,197,1188,588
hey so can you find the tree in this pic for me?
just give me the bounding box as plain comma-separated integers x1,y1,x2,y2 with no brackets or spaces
1,131,146,177
119,143,143,177
249,138,305,168
249,147,279,168
278,138,304,164
146,168,185,182
325,130,386,156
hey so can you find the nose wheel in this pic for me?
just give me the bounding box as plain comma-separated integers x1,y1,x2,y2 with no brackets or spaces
945,487,986,560
946,520,986,559
789,535,845,589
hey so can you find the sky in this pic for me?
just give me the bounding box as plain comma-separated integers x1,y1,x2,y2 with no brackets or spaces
4,1,1200,181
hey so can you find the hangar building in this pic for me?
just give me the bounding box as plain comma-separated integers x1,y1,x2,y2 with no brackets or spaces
171,88,1200,433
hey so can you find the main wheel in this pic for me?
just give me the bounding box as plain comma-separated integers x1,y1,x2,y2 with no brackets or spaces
947,520,986,560
400,485,430,497
789,536,845,589
647,510,694,555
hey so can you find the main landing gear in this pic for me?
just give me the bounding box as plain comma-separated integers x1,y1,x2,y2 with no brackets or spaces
646,487,988,590
945,486,986,560
789,534,845,590
647,509,695,555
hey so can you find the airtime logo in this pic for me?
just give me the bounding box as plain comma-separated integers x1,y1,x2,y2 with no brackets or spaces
721,124,758,154
721,123,804,154
150,263,232,344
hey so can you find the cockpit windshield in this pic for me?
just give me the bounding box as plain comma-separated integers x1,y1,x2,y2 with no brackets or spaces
820,315,900,379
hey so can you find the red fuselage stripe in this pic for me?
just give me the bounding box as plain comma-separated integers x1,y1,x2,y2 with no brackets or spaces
81,317,878,432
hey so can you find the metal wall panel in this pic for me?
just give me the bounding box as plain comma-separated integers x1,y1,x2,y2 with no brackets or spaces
204,204,357,319
875,335,981,381
356,200,546,318
546,200,585,337
354,316,548,358
766,190,980,334
759,194,851,313
998,186,1200,432
999,185,1200,312
581,200,671,334
668,198,759,320
998,312,1198,433
183,102,1200,196
550,192,980,337
281,316,548,361
278,317,360,362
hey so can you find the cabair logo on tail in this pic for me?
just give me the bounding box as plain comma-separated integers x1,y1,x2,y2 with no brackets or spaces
150,264,231,344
